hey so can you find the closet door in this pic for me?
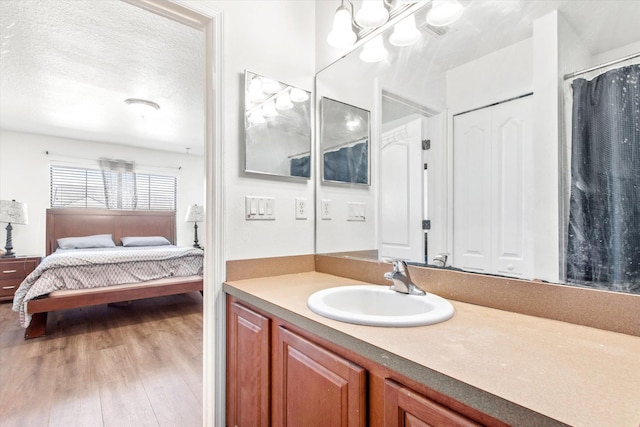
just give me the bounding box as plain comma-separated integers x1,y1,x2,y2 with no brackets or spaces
453,96,533,278
453,107,493,273
490,97,532,278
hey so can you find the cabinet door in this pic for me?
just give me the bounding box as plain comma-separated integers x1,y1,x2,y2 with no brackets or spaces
273,326,366,427
384,380,480,427
226,301,270,427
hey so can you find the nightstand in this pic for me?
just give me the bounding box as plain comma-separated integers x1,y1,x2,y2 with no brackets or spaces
0,256,40,302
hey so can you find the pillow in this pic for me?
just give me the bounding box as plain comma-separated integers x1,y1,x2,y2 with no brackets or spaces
121,236,172,247
57,234,116,250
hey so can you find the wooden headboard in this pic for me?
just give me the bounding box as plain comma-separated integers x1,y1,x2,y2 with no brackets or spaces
46,209,176,256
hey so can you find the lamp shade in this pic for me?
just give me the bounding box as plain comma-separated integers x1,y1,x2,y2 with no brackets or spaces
327,5,357,49
0,200,28,225
185,204,204,222
360,35,388,63
426,0,464,27
355,0,389,28
389,14,421,47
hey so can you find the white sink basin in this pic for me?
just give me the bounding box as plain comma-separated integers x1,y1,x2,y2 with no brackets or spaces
307,285,454,327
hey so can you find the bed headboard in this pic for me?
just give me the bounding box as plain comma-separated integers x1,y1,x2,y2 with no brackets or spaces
45,209,177,256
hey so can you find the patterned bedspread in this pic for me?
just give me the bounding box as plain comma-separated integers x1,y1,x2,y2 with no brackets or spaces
12,246,204,328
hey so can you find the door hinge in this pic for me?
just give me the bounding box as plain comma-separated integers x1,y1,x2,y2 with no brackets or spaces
422,220,431,230
422,139,431,150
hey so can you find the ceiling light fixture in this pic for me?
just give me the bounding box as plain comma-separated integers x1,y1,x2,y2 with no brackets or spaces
360,35,389,63
289,88,309,103
389,14,421,47
355,0,389,28
124,98,160,118
327,3,357,49
262,100,278,118
275,92,293,111
426,0,464,27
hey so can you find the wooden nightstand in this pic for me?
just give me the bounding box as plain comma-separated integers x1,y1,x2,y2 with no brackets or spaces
0,256,40,302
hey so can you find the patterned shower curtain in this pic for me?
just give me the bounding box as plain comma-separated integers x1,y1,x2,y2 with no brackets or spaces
566,64,640,293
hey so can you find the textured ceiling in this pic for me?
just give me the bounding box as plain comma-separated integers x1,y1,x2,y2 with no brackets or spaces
0,0,205,155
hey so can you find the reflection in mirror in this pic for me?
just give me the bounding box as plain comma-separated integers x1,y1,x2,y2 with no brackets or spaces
315,1,640,295
321,97,370,185
244,70,311,179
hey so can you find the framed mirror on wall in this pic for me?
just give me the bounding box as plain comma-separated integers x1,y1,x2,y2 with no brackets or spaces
315,0,640,295
320,96,370,185
244,70,311,179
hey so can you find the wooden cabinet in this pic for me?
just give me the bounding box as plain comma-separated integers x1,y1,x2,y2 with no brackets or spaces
226,300,271,427
384,379,481,427
226,296,501,427
0,256,40,302
273,326,366,427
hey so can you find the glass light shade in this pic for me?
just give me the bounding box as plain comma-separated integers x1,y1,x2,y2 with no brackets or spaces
426,0,464,27
389,15,421,47
248,76,265,103
327,6,357,48
124,98,160,118
275,92,293,111
261,78,281,94
248,110,266,125
359,35,388,63
289,88,309,103
355,0,389,28
262,100,278,118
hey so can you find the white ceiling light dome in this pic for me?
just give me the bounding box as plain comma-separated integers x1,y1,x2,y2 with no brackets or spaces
355,0,389,28
426,0,464,27
124,98,160,118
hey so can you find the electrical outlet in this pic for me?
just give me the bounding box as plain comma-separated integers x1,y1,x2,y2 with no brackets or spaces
321,199,332,220
295,198,307,220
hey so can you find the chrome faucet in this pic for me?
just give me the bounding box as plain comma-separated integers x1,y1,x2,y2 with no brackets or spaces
384,260,426,296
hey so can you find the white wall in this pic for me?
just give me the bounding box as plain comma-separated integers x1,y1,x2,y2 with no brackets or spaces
0,130,205,256
172,0,317,261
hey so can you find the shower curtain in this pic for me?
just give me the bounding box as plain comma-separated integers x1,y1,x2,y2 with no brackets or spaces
566,64,640,293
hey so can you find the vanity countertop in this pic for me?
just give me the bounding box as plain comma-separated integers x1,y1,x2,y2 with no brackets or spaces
224,271,640,427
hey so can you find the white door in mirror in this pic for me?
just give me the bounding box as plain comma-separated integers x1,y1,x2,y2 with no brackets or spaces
307,285,454,327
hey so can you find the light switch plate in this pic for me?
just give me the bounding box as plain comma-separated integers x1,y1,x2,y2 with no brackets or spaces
246,196,275,220
347,202,366,221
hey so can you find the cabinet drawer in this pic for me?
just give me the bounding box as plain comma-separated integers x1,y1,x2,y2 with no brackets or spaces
0,261,27,279
0,278,22,297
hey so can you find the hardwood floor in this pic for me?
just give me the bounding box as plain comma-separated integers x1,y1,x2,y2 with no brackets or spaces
0,293,203,427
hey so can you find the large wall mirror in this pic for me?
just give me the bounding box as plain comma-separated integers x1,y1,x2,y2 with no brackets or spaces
315,1,640,295
244,70,311,179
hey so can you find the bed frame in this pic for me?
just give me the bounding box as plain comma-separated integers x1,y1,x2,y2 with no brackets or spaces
25,209,203,339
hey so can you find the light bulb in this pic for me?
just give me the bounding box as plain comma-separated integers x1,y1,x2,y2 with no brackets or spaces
275,92,293,111
426,0,464,27
360,35,388,63
327,5,357,48
355,0,389,28
262,100,278,118
289,88,309,103
389,14,421,47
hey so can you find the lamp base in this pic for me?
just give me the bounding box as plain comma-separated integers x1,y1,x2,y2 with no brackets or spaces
3,222,15,258
1,252,16,258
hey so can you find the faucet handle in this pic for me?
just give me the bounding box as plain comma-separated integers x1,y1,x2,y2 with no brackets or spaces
392,260,408,273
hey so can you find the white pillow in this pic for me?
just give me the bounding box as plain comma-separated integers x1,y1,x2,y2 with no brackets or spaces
121,236,172,247
57,234,116,249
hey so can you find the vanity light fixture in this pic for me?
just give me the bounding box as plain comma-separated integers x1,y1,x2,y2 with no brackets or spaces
289,88,309,103
248,110,266,125
355,0,389,28
275,91,293,111
124,98,160,118
389,14,421,47
262,100,278,118
248,76,266,103
360,35,389,63
261,78,282,94
327,2,357,49
426,0,464,27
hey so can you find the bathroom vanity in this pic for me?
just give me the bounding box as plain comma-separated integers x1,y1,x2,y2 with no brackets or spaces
224,257,640,426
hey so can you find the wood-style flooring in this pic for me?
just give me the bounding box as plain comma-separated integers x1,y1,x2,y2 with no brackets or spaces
0,293,203,427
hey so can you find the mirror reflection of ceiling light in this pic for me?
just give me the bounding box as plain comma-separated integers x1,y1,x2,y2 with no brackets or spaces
355,0,389,28
289,88,309,103
249,110,266,125
346,116,362,130
261,78,281,94
275,92,293,111
262,100,278,118
248,76,266,102
360,35,388,63
426,0,464,27
124,98,160,118
389,14,421,47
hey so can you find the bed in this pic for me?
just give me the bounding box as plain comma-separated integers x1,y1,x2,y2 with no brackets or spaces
13,208,204,339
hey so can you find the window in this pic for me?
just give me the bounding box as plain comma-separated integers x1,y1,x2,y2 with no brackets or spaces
50,165,177,210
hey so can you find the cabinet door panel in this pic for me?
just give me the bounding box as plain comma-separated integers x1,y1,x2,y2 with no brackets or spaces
274,326,366,427
227,301,270,427
384,379,480,427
